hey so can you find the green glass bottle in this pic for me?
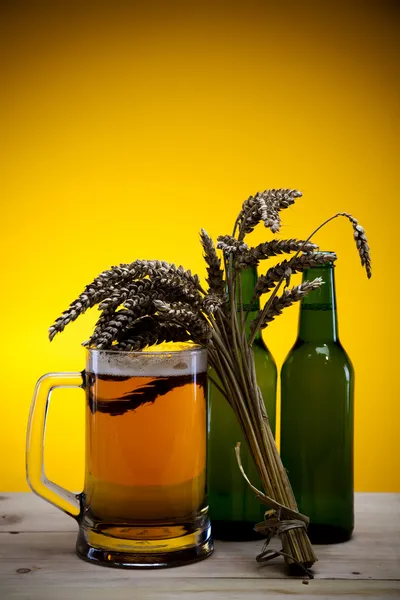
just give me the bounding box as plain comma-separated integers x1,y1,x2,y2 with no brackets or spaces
280,253,354,544
207,266,277,540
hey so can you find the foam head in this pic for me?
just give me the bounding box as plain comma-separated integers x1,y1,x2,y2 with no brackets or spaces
87,346,207,377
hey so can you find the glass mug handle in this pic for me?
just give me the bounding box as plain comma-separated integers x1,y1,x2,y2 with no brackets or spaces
26,372,85,519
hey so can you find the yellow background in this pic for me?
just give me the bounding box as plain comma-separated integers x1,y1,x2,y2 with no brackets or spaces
1,1,399,492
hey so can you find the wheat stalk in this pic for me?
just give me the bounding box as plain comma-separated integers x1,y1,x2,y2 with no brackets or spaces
49,260,204,341
233,189,302,240
117,317,192,351
338,212,372,278
254,252,337,297
216,235,248,254
153,300,211,345
252,279,323,332
200,229,225,295
237,239,318,268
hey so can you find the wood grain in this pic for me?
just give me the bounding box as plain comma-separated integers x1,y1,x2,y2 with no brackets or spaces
2,578,400,600
0,493,399,599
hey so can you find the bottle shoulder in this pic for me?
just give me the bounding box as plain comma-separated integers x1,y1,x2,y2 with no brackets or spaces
252,338,277,365
282,340,353,370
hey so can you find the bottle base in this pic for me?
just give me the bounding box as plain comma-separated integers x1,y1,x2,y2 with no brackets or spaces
211,520,264,541
307,523,353,544
76,518,213,568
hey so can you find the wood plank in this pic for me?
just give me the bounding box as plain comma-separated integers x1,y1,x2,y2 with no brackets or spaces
1,531,399,581
1,492,399,592
0,493,75,532
1,578,400,600
1,493,399,533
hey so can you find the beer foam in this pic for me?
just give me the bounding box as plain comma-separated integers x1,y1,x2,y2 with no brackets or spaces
88,348,207,377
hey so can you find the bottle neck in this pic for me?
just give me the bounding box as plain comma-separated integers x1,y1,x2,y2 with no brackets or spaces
235,266,262,341
298,264,338,342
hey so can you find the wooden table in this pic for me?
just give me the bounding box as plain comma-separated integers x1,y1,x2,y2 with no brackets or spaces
1,493,399,599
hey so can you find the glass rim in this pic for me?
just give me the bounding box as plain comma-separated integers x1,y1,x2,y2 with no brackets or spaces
85,344,207,357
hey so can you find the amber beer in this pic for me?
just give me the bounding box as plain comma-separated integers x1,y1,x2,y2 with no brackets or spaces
85,370,207,521
75,347,211,565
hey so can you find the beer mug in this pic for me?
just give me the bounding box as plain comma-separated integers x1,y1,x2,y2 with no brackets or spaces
26,346,213,567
